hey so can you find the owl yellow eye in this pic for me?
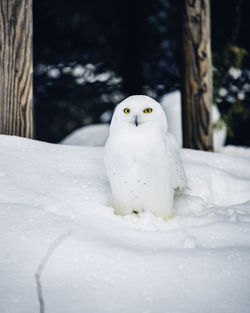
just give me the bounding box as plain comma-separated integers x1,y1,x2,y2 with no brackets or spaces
124,108,130,114
143,108,153,113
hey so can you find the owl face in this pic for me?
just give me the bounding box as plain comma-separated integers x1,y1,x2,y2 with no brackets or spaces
110,95,168,133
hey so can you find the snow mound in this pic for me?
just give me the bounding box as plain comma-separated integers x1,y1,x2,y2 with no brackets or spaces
61,124,109,146
160,90,183,146
0,135,250,313
221,145,250,158
160,90,227,150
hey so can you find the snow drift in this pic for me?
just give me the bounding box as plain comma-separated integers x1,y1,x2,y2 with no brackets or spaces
0,135,250,313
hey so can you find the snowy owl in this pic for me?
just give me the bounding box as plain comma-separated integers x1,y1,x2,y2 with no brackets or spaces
104,95,187,220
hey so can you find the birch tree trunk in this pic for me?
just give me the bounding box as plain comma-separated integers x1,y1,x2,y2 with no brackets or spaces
0,0,33,138
181,0,213,151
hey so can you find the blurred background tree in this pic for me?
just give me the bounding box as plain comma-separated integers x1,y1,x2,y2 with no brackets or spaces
212,0,250,146
33,0,250,146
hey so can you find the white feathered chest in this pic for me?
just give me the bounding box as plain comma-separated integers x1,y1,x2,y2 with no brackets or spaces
104,95,187,219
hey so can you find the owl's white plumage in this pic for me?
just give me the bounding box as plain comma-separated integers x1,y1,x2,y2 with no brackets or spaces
104,95,187,219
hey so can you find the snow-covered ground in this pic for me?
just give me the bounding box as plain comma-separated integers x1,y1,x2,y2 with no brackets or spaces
1,135,250,313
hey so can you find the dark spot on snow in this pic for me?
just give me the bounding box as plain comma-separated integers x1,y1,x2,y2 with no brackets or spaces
133,210,138,214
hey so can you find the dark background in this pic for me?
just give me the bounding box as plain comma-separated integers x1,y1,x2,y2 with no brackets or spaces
33,0,250,146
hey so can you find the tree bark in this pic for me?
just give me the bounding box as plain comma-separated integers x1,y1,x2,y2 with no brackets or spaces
181,0,213,151
0,0,33,138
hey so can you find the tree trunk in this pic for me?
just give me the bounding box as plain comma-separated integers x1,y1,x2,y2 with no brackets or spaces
0,0,33,138
181,0,213,151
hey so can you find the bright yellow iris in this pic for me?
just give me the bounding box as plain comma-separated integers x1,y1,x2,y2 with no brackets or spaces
143,108,153,113
124,108,130,114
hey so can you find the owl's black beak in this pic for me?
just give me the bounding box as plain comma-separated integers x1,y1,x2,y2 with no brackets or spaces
135,115,138,127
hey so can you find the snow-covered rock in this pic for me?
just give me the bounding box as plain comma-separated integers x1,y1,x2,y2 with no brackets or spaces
160,90,227,150
0,135,250,313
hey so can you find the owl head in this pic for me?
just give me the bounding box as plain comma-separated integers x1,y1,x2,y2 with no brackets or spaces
110,95,168,133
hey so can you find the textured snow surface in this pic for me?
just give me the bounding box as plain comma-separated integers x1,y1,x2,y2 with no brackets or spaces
0,135,250,313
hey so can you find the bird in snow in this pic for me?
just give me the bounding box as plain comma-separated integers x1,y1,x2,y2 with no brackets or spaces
104,95,187,220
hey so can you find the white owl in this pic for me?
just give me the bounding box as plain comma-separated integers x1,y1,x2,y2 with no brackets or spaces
104,95,187,220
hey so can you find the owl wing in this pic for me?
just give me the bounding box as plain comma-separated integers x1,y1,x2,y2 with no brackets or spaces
166,132,187,190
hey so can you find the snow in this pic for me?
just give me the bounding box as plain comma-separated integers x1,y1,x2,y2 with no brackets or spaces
160,90,227,150
61,124,110,146
221,145,250,158
161,90,183,146
1,135,250,313
229,67,242,80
